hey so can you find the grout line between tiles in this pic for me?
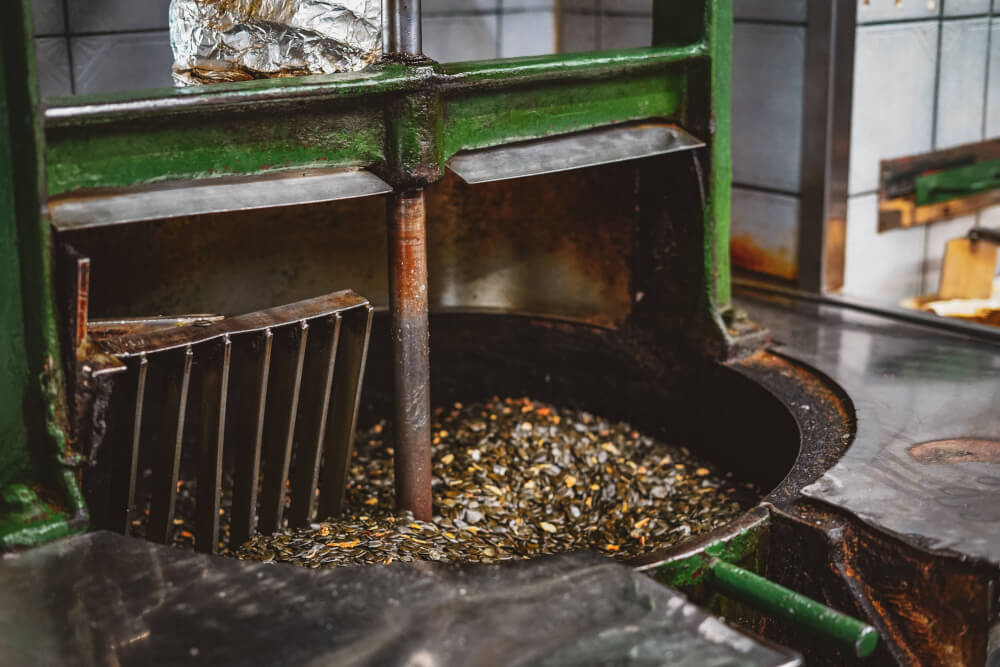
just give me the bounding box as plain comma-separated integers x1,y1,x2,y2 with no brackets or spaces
496,0,504,57
732,182,803,198
59,0,75,94
734,18,807,28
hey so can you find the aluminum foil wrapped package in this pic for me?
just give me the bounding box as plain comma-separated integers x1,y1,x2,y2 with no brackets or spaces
169,0,382,85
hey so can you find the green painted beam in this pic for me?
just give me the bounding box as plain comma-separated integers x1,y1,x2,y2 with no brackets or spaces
44,46,709,195
47,107,386,195
441,70,687,159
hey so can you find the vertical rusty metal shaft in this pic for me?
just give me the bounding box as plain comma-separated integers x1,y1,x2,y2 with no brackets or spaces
387,189,432,521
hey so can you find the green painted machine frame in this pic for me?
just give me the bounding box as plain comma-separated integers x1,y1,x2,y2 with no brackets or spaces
0,0,733,548
0,0,882,656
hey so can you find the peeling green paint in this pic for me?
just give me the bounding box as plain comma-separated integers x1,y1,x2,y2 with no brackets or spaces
652,518,766,589
442,72,685,158
48,115,386,195
0,42,34,490
0,0,86,549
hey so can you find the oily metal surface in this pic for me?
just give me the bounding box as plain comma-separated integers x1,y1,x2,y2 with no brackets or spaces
62,166,636,325
48,169,391,232
447,123,705,184
737,286,1000,565
236,397,756,566
0,531,801,667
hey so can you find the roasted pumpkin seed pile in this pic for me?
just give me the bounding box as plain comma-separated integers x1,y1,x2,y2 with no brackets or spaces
235,397,757,567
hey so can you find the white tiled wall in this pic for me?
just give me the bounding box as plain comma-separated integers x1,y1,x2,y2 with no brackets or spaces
843,0,1000,300
558,0,652,52
844,193,928,298
729,2,808,282
936,18,990,149
734,0,806,23
847,22,938,197
422,0,556,62
31,0,556,97
732,22,805,194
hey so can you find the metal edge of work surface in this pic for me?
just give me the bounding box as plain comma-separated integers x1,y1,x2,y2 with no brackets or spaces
447,122,706,184
47,168,392,231
734,277,1000,346
734,286,1000,566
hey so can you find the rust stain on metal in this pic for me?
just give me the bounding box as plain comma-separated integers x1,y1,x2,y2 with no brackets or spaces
730,235,796,281
823,217,846,292
908,438,1000,465
784,503,994,665
387,189,432,521
391,190,429,317
74,257,90,347
738,349,852,427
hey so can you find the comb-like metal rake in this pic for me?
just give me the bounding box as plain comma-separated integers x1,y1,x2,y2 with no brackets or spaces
83,291,373,554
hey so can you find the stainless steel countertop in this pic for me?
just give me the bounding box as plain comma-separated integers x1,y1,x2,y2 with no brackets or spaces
738,286,1000,565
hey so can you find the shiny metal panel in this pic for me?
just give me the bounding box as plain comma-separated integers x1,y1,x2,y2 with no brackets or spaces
796,0,855,293
383,0,422,55
48,168,392,231
447,123,704,184
737,285,1000,565
61,167,637,327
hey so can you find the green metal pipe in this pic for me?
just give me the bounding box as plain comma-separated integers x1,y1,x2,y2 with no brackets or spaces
708,559,878,658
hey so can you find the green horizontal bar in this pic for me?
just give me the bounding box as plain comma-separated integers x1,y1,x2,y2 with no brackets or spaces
438,43,708,82
709,559,878,658
43,65,417,127
442,70,687,159
47,109,385,195
44,44,707,195
915,158,1000,207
